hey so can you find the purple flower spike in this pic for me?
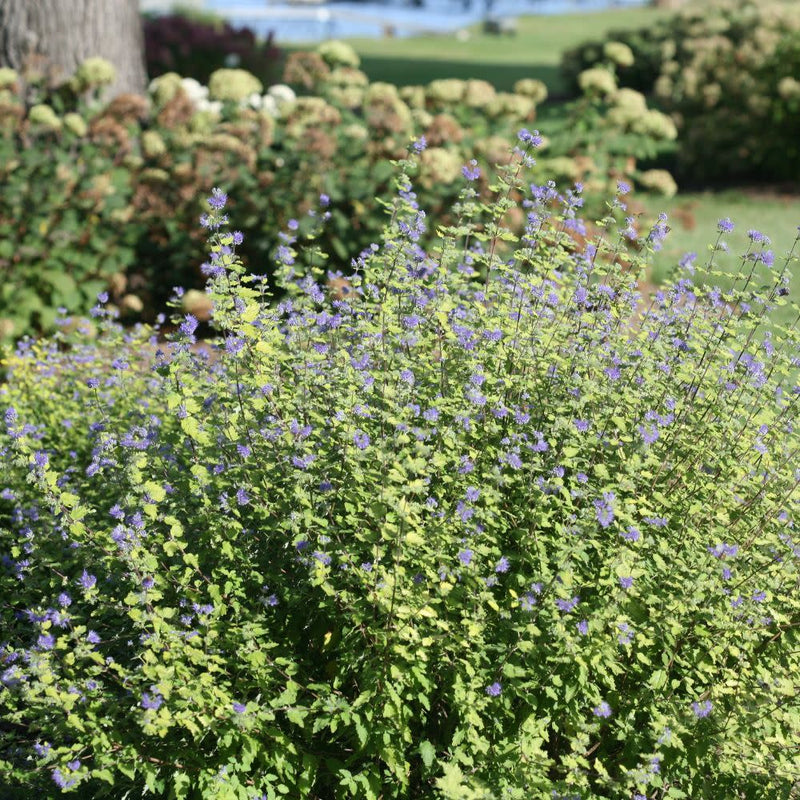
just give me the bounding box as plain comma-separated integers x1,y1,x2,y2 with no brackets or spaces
462,160,481,181
717,217,734,233
208,187,228,210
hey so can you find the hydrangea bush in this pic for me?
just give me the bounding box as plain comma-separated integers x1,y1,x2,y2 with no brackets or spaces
561,0,800,183
0,43,677,342
1,136,799,799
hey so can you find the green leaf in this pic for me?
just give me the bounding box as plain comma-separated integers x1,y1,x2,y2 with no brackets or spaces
419,740,436,769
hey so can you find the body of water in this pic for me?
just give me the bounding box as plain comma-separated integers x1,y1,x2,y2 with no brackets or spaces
144,0,649,42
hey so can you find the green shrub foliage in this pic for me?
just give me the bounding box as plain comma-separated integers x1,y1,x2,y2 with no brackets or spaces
561,0,800,184
1,136,799,798
0,46,676,341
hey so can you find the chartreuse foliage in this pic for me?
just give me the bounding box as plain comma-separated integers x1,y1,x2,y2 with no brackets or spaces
1,136,799,799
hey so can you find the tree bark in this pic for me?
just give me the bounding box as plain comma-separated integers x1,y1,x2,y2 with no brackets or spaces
0,0,147,98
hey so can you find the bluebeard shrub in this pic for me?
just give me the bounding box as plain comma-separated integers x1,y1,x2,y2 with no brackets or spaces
1,138,799,799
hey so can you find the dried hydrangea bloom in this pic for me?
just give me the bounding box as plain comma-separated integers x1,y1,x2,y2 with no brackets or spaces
631,109,678,140
399,84,426,109
486,92,536,121
463,79,497,108
281,51,330,89
418,146,462,188
324,66,369,89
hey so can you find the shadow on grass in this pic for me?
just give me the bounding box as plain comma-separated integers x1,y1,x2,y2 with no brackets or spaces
356,55,566,95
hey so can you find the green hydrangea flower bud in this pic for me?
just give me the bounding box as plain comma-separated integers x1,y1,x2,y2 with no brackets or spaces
63,112,88,137
208,69,263,103
74,57,116,90
0,67,19,90
316,40,360,68
603,41,635,68
28,104,62,131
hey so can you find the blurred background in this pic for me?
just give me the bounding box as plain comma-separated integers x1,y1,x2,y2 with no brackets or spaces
1,0,797,343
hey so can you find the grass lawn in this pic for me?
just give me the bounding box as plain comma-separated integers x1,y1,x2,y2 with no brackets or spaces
287,6,671,96
641,189,800,325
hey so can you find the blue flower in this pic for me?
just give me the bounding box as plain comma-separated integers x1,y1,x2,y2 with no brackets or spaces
517,128,543,147
208,187,228,210
555,596,579,613
593,701,612,718
353,430,370,450
180,314,199,337
594,492,615,528
717,217,735,233
462,160,481,181
485,682,502,696
141,691,163,710
691,699,713,718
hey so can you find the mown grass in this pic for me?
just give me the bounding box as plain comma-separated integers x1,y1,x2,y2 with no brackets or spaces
642,189,800,325
288,6,671,96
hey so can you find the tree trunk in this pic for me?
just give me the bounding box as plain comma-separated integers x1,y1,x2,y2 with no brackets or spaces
0,0,147,98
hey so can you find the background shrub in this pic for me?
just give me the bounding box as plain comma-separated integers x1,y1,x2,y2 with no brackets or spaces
1,143,798,798
561,0,800,184
0,49,676,342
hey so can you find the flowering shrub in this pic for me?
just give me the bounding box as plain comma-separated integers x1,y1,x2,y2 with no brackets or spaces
1,136,798,798
0,49,679,342
561,0,800,183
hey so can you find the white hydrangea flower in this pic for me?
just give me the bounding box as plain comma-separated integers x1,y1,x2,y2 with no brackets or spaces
268,84,296,107
259,95,280,117
196,98,223,116
180,78,208,105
